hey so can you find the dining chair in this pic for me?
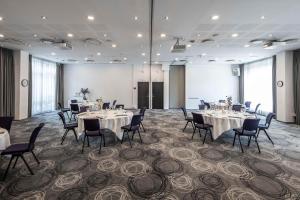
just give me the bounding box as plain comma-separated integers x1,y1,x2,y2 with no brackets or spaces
139,107,147,132
121,114,142,148
79,106,89,113
204,102,211,109
57,102,70,120
82,118,105,153
258,113,276,145
232,104,242,112
181,107,194,132
0,116,14,133
244,101,251,110
111,100,117,109
115,104,125,109
58,112,78,145
1,123,44,181
247,103,261,115
102,102,110,109
70,103,80,120
198,104,205,110
191,112,213,144
233,118,260,153
71,99,78,103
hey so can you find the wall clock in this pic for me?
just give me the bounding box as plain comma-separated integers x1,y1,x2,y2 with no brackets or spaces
277,81,284,87
21,79,29,87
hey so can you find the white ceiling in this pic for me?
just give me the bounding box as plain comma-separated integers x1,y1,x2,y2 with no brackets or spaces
1,0,300,65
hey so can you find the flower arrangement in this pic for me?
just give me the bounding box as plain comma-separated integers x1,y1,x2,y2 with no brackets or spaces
226,96,232,107
80,88,90,100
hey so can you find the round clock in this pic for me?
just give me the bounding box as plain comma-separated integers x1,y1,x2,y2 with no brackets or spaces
21,79,29,87
277,81,284,87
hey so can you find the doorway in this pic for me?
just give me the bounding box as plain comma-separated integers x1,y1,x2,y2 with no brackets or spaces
169,65,185,108
137,82,149,109
152,82,164,109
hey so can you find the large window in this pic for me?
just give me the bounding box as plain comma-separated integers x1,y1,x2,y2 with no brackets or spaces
32,57,57,115
244,58,273,113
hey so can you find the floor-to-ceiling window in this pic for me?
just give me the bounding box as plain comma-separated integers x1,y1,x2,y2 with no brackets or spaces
32,57,57,115
244,58,273,113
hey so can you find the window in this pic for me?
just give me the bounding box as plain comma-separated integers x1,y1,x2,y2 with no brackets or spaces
244,58,273,113
32,57,57,115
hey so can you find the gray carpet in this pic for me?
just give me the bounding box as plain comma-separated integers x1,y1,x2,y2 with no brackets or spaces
0,109,299,199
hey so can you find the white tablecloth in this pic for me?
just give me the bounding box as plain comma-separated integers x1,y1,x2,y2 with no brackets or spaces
77,110,133,140
197,110,255,139
0,128,10,150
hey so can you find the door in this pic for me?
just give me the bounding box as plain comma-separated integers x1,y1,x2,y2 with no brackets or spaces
152,82,164,109
169,65,185,108
138,82,149,109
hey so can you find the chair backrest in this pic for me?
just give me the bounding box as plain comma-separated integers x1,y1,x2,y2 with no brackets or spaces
204,102,211,109
265,112,276,128
200,100,205,105
0,116,14,132
243,118,260,132
116,104,125,109
192,112,204,125
232,104,242,112
112,100,117,107
254,103,261,112
70,103,79,112
58,102,62,109
199,104,205,110
131,114,142,127
244,101,251,108
84,118,100,132
139,107,146,116
28,123,45,150
181,107,188,118
71,99,78,103
219,100,226,103
57,112,67,127
103,103,110,109
80,106,88,113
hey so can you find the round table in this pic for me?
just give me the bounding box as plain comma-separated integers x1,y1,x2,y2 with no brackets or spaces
0,128,10,150
77,110,133,140
197,110,255,139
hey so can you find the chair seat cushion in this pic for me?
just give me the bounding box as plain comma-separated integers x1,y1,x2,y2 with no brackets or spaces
233,128,256,136
65,122,78,128
121,125,139,131
62,108,70,112
1,143,29,155
85,130,102,136
195,123,212,129
258,124,267,129
186,117,193,121
72,111,79,114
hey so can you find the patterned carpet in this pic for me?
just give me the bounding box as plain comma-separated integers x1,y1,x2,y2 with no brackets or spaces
0,109,300,199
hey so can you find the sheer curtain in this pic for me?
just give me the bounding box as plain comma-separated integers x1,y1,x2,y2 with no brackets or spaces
244,58,273,113
32,57,57,115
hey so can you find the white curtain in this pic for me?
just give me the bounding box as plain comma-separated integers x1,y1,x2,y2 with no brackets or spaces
244,58,273,113
32,57,57,115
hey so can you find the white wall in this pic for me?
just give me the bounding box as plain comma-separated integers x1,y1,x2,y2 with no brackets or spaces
185,64,239,109
64,63,164,108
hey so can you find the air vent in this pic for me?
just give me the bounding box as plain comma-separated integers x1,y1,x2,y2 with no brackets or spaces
40,38,55,44
83,38,102,46
226,59,235,62
201,38,214,43
40,38,72,50
208,59,216,62
67,59,78,62
1,38,25,45
171,38,186,53
112,59,122,63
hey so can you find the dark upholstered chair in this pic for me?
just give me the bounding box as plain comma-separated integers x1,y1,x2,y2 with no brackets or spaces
102,103,110,109
82,119,105,153
0,116,14,133
244,101,251,110
139,107,146,132
111,100,117,109
58,112,78,145
79,106,89,113
204,102,211,109
181,107,194,132
116,104,125,109
58,102,70,120
71,99,78,103
247,103,261,115
121,115,142,148
1,123,44,180
191,112,213,144
233,118,260,153
232,104,242,112
198,104,205,110
258,113,276,145
70,103,80,120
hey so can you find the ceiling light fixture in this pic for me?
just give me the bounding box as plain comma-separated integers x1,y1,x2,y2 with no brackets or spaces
201,53,207,56
187,44,192,48
97,52,101,56
33,34,38,38
160,33,166,38
156,53,160,56
137,33,143,38
154,61,158,64
164,16,169,20
269,34,273,37
244,44,250,48
143,61,147,64
41,16,47,20
87,15,95,21
123,57,127,60
197,34,201,37
232,33,239,38
175,58,179,61
0,34,4,38
103,33,107,37
211,15,220,20
141,52,146,56
0,17,3,21
134,16,138,20
112,44,117,48
84,57,88,61
261,15,265,20
51,52,56,56
67,33,73,37
109,61,113,63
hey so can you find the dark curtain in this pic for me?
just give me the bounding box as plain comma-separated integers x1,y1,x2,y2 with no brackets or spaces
28,55,32,117
272,56,277,115
56,63,64,109
0,47,15,117
239,64,244,104
293,50,300,125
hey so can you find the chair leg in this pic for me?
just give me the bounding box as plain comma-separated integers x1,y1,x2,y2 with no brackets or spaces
203,129,207,144
12,156,19,168
247,136,252,147
191,127,196,139
210,129,213,142
103,134,106,147
263,129,274,145
238,135,244,153
121,130,125,144
3,155,14,181
127,131,132,148
232,133,237,146
183,121,189,132
87,136,90,147
20,155,34,175
141,122,146,132
255,136,261,153
138,129,143,144
31,151,40,164
61,129,69,145
81,135,86,153
131,130,136,140
72,128,78,142
98,135,102,154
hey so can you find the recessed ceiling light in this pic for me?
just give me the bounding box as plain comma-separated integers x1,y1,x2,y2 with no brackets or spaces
154,61,159,64
269,34,273,37
134,16,138,20
28,44,31,47
141,52,146,56
0,17,3,21
143,61,147,64
175,58,179,61
67,33,73,37
211,15,220,20
51,52,56,56
164,16,169,20
197,34,201,37
109,61,113,63
160,33,166,38
0,34,4,38
159,44,162,48
103,33,107,37
41,16,47,20
84,57,88,61
244,44,250,48
87,15,95,21
97,52,101,56
137,33,143,38
156,53,160,56
201,53,207,56
123,57,127,60
261,15,265,20
187,44,192,48
33,34,38,38
112,44,117,48
231,33,239,38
